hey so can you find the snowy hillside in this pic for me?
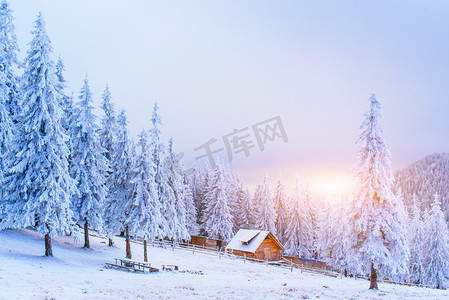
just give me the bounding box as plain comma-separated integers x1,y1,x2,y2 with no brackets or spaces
1,229,447,299
394,153,449,218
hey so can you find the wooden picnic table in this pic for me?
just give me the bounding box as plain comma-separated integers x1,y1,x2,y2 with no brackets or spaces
105,258,159,273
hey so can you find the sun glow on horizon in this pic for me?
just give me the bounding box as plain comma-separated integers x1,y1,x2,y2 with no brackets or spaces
307,174,354,200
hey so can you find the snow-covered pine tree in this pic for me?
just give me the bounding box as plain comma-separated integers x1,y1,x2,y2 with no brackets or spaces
317,197,334,260
54,57,72,132
104,109,133,246
254,173,276,234
237,187,255,229
164,138,190,241
274,175,288,244
191,163,209,234
0,13,76,256
322,198,353,275
231,175,250,230
0,0,18,201
0,0,19,120
407,194,425,284
70,77,108,248
149,101,175,239
99,84,116,163
347,94,409,289
304,184,319,258
126,129,162,261
422,193,449,289
202,163,234,241
284,176,313,258
222,168,247,233
98,85,118,246
182,172,198,236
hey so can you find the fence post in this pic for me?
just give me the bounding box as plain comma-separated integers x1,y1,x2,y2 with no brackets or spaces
301,264,303,274
192,244,195,254
244,253,246,263
290,261,293,272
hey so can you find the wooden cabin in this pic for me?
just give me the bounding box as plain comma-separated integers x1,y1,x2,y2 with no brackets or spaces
226,229,284,261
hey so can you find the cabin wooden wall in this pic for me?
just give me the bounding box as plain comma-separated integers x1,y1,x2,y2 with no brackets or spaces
254,237,281,261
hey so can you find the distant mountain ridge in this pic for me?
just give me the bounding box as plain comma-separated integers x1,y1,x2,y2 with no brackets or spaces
393,153,449,220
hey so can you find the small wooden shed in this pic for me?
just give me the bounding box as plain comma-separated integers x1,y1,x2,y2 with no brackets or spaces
226,229,284,261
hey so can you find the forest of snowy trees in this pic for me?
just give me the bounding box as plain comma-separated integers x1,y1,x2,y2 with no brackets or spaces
0,1,448,291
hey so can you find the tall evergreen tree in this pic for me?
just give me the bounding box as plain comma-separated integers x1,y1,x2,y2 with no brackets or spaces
0,0,17,201
254,173,276,234
0,13,76,256
98,86,119,246
347,94,409,289
149,101,174,238
126,130,162,261
165,138,190,241
98,84,116,162
183,173,198,235
202,163,234,241
0,0,19,120
422,193,449,289
70,77,108,248
284,176,313,258
236,187,255,229
104,109,133,246
191,163,209,234
54,57,72,132
407,195,425,284
274,175,288,244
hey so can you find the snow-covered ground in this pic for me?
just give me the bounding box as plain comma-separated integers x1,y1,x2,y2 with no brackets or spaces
0,229,447,299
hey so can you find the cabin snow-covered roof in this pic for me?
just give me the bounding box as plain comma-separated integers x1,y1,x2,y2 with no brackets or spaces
226,229,284,253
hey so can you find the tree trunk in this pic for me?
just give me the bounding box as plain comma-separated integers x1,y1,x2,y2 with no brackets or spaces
84,219,90,248
108,238,114,247
45,233,53,257
144,240,148,262
344,269,348,277
369,263,378,290
125,226,132,259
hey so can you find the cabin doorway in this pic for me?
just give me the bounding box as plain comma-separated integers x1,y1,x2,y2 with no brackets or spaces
263,248,271,261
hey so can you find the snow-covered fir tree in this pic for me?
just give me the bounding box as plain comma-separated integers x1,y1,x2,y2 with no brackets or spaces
202,163,234,241
304,184,319,258
98,85,119,246
149,101,175,239
191,163,209,234
0,0,19,120
274,175,288,244
126,129,162,261
236,187,255,229
164,138,190,241
182,173,198,235
320,198,353,275
0,13,76,256
98,84,116,163
422,193,449,289
54,57,72,132
284,176,313,258
254,173,276,234
104,109,133,246
70,77,108,248
0,0,18,199
407,195,425,284
347,94,409,289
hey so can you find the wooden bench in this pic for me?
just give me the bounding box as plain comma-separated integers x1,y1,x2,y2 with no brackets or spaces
105,258,159,273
